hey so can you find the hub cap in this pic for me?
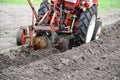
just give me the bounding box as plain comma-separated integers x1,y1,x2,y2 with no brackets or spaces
86,15,96,43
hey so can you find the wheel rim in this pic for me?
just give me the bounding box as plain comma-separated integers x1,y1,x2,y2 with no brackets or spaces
95,25,101,40
21,31,26,45
86,15,96,43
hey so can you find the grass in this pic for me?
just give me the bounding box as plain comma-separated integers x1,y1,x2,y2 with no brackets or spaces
99,0,120,8
0,0,42,4
0,0,120,8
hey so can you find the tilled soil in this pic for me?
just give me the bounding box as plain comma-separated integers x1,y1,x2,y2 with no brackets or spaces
0,4,33,50
0,4,120,80
0,20,120,80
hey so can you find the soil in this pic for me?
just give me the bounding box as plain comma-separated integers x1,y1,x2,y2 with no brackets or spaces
0,4,120,80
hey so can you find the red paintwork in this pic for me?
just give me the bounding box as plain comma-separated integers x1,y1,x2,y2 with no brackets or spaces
53,0,98,9
64,0,80,9
93,0,98,5
38,0,99,33
21,30,26,45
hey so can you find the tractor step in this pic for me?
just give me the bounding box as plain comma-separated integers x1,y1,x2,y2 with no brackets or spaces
35,26,59,31
35,26,72,33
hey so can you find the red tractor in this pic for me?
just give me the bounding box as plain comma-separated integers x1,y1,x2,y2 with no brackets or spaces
17,0,102,50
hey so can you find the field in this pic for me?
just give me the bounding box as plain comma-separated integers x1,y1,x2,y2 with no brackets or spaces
0,0,42,4
99,0,120,8
0,0,120,80
0,0,120,8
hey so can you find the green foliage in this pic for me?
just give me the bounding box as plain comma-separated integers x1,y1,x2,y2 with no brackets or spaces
0,0,42,4
99,0,120,8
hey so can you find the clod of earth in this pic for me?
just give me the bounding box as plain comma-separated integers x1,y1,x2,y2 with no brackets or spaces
0,20,120,80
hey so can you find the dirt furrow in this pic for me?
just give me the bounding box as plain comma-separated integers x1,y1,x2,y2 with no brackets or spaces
0,20,120,80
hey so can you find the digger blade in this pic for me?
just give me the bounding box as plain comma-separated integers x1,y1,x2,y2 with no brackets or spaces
33,36,48,50
54,38,70,51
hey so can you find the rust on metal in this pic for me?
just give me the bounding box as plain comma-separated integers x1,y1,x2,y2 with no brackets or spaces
29,26,34,49
27,0,39,20
38,11,50,25
33,36,48,50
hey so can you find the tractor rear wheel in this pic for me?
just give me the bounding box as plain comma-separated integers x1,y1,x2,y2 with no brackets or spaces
74,5,97,45
38,0,49,17
17,29,26,45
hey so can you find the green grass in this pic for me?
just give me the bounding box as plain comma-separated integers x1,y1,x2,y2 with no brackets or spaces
0,0,120,8
99,0,120,8
0,0,42,4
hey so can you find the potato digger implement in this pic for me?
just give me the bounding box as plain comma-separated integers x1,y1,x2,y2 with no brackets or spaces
16,0,102,51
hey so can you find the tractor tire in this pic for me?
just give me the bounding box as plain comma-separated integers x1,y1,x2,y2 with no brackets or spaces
92,21,102,40
74,5,97,45
17,29,26,45
38,0,49,17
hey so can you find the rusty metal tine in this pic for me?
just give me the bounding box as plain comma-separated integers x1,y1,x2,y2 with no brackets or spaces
27,0,38,20
38,11,49,25
32,12,34,26
29,26,34,49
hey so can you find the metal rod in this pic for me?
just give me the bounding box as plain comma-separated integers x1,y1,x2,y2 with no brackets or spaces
60,4,63,30
27,0,38,20
38,11,49,25
70,15,77,32
50,11,57,27
29,26,34,49
32,12,34,26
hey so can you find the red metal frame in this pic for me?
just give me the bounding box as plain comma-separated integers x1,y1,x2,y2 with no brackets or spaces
26,0,98,48
28,0,98,33
93,0,98,5
21,30,26,45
